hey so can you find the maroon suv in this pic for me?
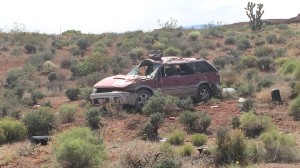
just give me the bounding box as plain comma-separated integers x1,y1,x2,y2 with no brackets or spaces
90,55,220,110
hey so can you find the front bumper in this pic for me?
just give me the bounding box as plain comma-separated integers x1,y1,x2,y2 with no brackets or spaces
90,91,137,106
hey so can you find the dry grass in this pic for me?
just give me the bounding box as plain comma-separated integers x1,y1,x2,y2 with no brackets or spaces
256,82,292,103
220,68,241,87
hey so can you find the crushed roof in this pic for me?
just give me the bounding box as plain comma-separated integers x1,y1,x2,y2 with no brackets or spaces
147,56,204,64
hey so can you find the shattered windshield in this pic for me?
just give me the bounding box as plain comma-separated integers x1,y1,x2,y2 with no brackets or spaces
127,60,161,78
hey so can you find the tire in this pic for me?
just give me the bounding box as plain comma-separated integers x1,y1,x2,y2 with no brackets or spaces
135,90,151,111
196,85,211,103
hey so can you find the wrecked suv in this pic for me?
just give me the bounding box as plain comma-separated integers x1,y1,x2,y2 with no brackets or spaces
90,54,220,110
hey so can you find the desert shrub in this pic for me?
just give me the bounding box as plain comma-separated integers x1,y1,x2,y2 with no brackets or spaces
48,71,58,82
54,127,106,168
239,99,254,112
59,104,77,124
203,40,216,49
164,47,181,56
179,111,211,133
275,57,290,68
159,142,175,157
199,49,209,59
0,117,27,144
6,69,22,88
167,130,185,146
129,47,145,61
142,91,192,116
265,34,277,44
257,57,274,71
22,107,55,136
288,95,300,120
60,59,72,69
85,108,102,129
181,48,193,57
254,46,274,57
213,56,236,69
277,35,287,44
276,24,289,30
236,82,256,97
65,88,80,101
79,88,92,101
214,128,247,165
24,44,36,54
257,77,273,91
224,36,236,45
179,144,195,156
93,41,108,54
69,54,96,75
220,70,240,87
241,55,257,68
255,38,265,46
153,158,181,168
191,133,207,146
240,112,273,138
188,31,200,41
237,38,250,50
152,41,165,51
142,113,164,140
260,130,298,162
179,111,198,132
231,116,240,129
274,48,286,57
279,60,300,76
42,61,59,74
77,39,90,50
31,90,45,105
243,69,259,81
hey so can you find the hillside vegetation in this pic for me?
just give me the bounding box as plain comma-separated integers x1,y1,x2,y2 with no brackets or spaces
1,16,300,167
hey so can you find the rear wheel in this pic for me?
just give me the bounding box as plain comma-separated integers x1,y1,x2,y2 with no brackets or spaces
196,85,211,103
135,90,151,111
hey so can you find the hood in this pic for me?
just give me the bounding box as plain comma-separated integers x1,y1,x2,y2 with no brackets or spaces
93,75,140,88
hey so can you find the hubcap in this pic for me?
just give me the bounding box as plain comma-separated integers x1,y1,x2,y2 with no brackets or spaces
137,94,149,107
199,89,209,101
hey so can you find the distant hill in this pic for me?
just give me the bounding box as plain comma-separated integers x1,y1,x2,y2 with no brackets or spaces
183,24,205,29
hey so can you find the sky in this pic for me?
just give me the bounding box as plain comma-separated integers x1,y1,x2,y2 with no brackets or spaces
0,0,299,34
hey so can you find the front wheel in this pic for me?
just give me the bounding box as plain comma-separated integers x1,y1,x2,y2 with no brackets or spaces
135,90,151,111
196,85,211,103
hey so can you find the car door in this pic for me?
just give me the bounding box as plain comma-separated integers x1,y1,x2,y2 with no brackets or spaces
158,64,185,97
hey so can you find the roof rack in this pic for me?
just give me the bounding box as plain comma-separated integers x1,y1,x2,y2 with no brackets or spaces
148,50,163,60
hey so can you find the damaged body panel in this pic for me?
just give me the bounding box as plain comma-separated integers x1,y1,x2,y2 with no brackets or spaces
90,56,220,110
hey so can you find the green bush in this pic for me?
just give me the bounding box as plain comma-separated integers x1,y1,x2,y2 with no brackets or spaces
48,71,58,82
60,59,71,69
237,38,250,50
143,113,164,140
275,48,286,57
129,47,145,61
6,69,22,88
277,35,287,44
240,112,273,137
275,57,290,67
231,116,240,129
179,111,198,132
24,44,36,53
257,57,274,71
54,127,106,168
85,108,102,129
288,95,300,120
31,90,45,105
224,36,236,45
179,111,211,133
181,48,193,57
0,117,27,144
265,34,277,44
215,128,247,165
59,104,77,124
159,142,175,157
241,55,257,68
167,130,185,146
179,144,195,156
254,46,274,57
152,41,165,51
188,31,200,41
191,133,207,146
260,130,298,162
153,158,181,168
22,107,55,136
65,88,80,101
164,47,181,56
77,39,90,50
255,38,265,46
213,56,236,69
